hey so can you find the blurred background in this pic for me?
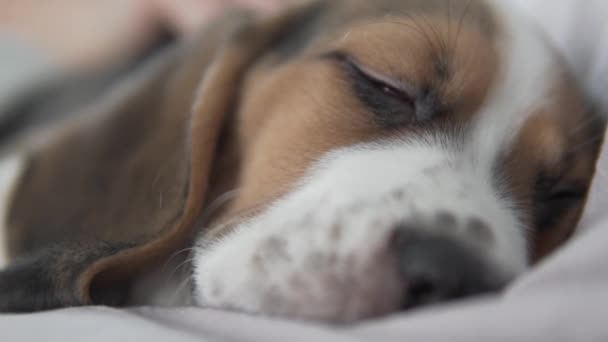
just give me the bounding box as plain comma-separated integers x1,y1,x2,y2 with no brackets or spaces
0,0,300,151
0,0,292,71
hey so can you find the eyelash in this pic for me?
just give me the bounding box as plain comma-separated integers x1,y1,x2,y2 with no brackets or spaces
324,52,421,126
533,172,586,232
331,52,413,102
535,172,586,201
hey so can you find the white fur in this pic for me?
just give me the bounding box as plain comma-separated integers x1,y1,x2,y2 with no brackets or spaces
0,155,25,269
188,2,559,321
473,0,557,163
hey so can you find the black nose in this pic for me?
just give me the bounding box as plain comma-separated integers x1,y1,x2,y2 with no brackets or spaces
392,228,504,309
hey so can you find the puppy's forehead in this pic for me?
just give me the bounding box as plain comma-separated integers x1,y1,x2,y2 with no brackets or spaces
265,0,505,135
269,0,499,64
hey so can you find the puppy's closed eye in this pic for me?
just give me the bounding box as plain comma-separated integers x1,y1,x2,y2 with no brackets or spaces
324,52,426,127
534,170,587,232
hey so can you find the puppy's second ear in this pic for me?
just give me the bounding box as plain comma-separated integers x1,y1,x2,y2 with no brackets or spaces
2,10,297,312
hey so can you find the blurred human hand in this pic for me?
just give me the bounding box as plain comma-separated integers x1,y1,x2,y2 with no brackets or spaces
156,0,291,35
0,0,290,70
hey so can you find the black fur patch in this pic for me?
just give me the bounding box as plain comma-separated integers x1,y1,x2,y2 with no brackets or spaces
0,240,133,313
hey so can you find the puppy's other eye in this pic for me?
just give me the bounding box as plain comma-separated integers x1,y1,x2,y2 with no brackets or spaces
548,185,586,201
534,173,587,232
325,52,422,127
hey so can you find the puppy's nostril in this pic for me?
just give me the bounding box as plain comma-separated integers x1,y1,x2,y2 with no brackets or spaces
409,277,435,301
398,257,451,309
404,269,441,307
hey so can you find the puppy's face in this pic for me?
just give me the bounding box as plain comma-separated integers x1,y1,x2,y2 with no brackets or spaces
192,0,605,321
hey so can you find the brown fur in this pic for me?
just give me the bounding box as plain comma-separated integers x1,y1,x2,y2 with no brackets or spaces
209,0,501,228
5,9,305,307
504,74,606,260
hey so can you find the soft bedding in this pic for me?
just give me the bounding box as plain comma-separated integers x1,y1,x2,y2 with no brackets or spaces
2,0,608,341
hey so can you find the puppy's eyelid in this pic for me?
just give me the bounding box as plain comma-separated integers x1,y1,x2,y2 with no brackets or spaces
323,51,414,97
322,50,439,126
550,182,587,199
535,171,586,200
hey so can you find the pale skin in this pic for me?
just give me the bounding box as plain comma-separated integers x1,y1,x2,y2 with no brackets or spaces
0,0,291,70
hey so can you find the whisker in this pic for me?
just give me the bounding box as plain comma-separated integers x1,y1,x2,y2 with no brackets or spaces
332,16,425,44
446,0,453,47
166,256,196,285
448,0,475,91
380,18,438,53
385,11,443,54
161,247,195,272
419,13,450,56
195,200,272,248
198,189,241,226
442,47,479,98
453,0,474,53
381,18,428,38
174,275,195,306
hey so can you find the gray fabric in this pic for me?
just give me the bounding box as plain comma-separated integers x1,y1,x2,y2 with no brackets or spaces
0,36,58,114
1,0,608,340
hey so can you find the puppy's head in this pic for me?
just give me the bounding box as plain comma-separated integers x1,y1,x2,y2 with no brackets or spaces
192,0,606,321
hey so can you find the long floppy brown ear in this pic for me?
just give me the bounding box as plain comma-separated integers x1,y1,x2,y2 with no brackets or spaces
1,10,297,312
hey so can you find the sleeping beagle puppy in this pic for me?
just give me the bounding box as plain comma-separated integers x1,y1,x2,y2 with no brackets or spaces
0,0,605,322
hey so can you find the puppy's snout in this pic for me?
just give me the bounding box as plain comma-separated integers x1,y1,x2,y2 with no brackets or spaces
391,222,504,309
